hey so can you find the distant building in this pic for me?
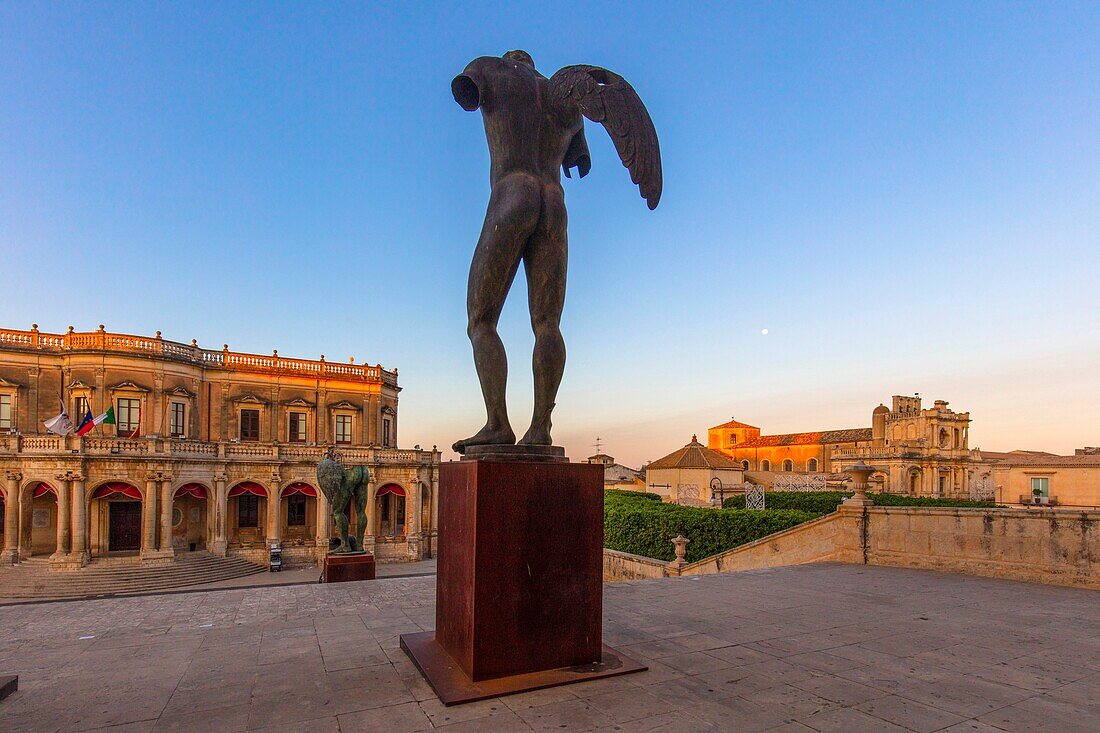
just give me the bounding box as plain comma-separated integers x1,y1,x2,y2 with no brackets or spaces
708,395,975,497
645,435,743,505
585,452,646,492
971,449,1100,509
0,324,440,570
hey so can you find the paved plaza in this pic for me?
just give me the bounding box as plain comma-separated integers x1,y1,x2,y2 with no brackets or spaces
0,563,1097,732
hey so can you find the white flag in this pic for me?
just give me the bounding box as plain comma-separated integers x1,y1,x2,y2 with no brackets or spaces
44,401,74,436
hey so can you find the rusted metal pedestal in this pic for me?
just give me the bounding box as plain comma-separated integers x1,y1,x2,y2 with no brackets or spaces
322,552,376,582
400,458,646,705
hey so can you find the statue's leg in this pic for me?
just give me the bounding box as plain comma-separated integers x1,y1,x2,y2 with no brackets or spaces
334,509,350,552
519,185,567,447
454,172,542,453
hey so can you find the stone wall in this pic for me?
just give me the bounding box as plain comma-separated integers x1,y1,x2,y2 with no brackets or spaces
604,505,1100,590
680,509,863,576
864,506,1099,590
603,548,671,581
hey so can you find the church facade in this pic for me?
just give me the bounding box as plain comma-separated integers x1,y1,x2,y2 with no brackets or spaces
0,324,440,570
708,395,975,498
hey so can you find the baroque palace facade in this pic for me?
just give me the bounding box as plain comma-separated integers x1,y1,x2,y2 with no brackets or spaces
0,324,440,570
708,394,976,498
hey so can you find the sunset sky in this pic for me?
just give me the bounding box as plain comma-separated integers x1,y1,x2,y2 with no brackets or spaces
2,2,1098,467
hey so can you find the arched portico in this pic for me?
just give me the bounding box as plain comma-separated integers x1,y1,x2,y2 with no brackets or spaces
228,481,269,548
21,481,58,558
280,482,317,546
375,483,407,539
88,481,145,555
172,482,211,553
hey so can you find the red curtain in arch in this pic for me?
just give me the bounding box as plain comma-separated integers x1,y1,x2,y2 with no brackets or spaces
376,484,406,497
281,482,317,497
227,482,267,498
90,482,143,500
31,482,57,498
174,483,208,500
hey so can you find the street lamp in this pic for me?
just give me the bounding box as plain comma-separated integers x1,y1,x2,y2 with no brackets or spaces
710,477,726,507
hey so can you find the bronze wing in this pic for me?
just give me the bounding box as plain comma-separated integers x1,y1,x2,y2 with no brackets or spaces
549,65,663,210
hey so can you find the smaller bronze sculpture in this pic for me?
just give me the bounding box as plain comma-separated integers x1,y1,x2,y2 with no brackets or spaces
316,448,371,554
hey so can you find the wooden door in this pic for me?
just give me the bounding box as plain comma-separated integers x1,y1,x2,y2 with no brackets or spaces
109,501,142,551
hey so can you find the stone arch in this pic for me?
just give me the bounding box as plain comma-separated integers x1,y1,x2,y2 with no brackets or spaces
782,459,794,472
807,457,819,472
375,482,408,539
88,480,145,555
227,480,271,546
171,481,214,553
20,479,59,557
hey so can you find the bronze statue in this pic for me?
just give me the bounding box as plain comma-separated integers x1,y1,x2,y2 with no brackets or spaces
451,50,662,454
316,449,371,553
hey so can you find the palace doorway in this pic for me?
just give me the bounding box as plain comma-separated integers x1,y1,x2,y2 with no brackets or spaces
108,501,142,552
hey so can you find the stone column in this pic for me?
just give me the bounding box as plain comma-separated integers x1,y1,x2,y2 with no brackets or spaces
316,487,331,550
70,475,88,564
53,475,72,558
363,478,376,554
406,479,420,560
212,474,228,556
2,471,20,565
267,481,282,547
159,480,175,555
141,478,158,557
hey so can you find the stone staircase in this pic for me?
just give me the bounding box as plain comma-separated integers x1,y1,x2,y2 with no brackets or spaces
0,552,267,601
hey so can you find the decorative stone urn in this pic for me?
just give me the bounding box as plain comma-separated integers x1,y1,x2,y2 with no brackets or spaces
843,460,876,507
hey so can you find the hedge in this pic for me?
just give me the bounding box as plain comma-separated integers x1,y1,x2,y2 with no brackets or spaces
722,491,1001,515
604,490,814,563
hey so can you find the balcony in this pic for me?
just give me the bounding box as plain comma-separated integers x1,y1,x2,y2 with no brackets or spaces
0,434,438,466
0,325,398,387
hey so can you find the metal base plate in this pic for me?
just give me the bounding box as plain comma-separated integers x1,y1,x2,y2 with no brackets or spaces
0,675,17,702
400,631,646,706
460,444,567,462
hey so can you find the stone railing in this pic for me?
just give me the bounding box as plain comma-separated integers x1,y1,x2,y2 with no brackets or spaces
0,325,397,386
0,435,439,466
605,505,1100,591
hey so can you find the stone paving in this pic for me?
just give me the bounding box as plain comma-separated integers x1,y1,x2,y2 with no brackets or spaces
0,563,1097,732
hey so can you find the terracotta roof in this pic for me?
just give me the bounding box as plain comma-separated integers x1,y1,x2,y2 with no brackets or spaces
982,451,1100,467
710,418,760,430
737,427,872,448
647,435,743,471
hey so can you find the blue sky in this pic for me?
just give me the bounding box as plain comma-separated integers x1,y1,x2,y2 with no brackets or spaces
2,2,1098,466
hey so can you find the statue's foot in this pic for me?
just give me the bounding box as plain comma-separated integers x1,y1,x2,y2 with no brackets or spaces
452,424,516,454
518,424,553,446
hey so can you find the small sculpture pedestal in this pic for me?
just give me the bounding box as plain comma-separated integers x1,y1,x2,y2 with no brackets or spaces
322,552,376,583
400,454,646,705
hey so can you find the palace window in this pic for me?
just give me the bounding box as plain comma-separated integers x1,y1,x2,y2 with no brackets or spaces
0,394,12,431
74,396,89,423
382,417,392,447
287,495,307,526
240,409,260,442
782,459,794,471
741,460,750,471
169,402,186,438
761,460,771,471
335,414,352,444
288,412,307,443
1031,477,1049,499
728,434,737,446
807,457,819,472
238,495,259,528
117,398,141,437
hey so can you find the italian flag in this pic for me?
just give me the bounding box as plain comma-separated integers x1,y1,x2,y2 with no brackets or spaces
76,406,116,436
